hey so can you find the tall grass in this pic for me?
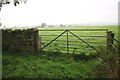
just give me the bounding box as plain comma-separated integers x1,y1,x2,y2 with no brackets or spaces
2,47,119,78
2,51,97,78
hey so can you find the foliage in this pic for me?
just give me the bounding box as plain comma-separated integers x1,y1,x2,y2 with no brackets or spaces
91,48,119,78
41,23,46,27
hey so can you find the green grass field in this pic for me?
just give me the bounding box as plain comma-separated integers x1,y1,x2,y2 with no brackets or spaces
3,51,98,78
2,25,119,78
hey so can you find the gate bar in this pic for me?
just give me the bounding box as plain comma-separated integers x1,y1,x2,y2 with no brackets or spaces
68,30,100,53
39,29,108,31
41,30,67,50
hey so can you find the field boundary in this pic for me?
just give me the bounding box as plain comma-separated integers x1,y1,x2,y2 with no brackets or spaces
39,29,109,53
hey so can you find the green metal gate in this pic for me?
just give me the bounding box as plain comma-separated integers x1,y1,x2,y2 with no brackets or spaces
39,29,108,54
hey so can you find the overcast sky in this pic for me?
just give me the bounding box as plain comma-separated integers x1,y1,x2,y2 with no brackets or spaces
0,0,119,27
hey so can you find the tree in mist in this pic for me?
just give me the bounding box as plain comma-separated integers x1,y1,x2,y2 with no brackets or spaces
0,23,2,27
41,23,46,27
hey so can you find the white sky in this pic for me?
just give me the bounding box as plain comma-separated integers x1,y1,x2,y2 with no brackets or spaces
0,0,119,27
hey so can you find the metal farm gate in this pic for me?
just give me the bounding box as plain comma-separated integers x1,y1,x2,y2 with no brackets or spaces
39,29,108,54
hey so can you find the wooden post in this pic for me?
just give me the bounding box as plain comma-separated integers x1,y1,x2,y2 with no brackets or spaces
107,31,114,50
34,29,39,52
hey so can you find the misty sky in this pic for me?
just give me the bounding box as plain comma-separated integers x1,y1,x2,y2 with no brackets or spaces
0,0,119,27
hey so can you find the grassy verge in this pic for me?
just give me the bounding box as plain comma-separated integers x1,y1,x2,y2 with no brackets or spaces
2,48,119,78
2,51,97,78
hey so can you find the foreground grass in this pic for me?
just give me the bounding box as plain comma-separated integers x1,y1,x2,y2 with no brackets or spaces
2,51,97,78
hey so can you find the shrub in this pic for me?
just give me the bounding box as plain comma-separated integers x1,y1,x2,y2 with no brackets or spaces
92,48,119,78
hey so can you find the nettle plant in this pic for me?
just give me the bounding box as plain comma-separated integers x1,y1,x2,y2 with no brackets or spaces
0,0,27,11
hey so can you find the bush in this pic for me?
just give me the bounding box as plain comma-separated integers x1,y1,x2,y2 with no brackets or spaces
92,48,119,78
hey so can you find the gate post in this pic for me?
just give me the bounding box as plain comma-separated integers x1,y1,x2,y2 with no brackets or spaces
66,30,69,53
107,31,114,50
34,29,39,52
